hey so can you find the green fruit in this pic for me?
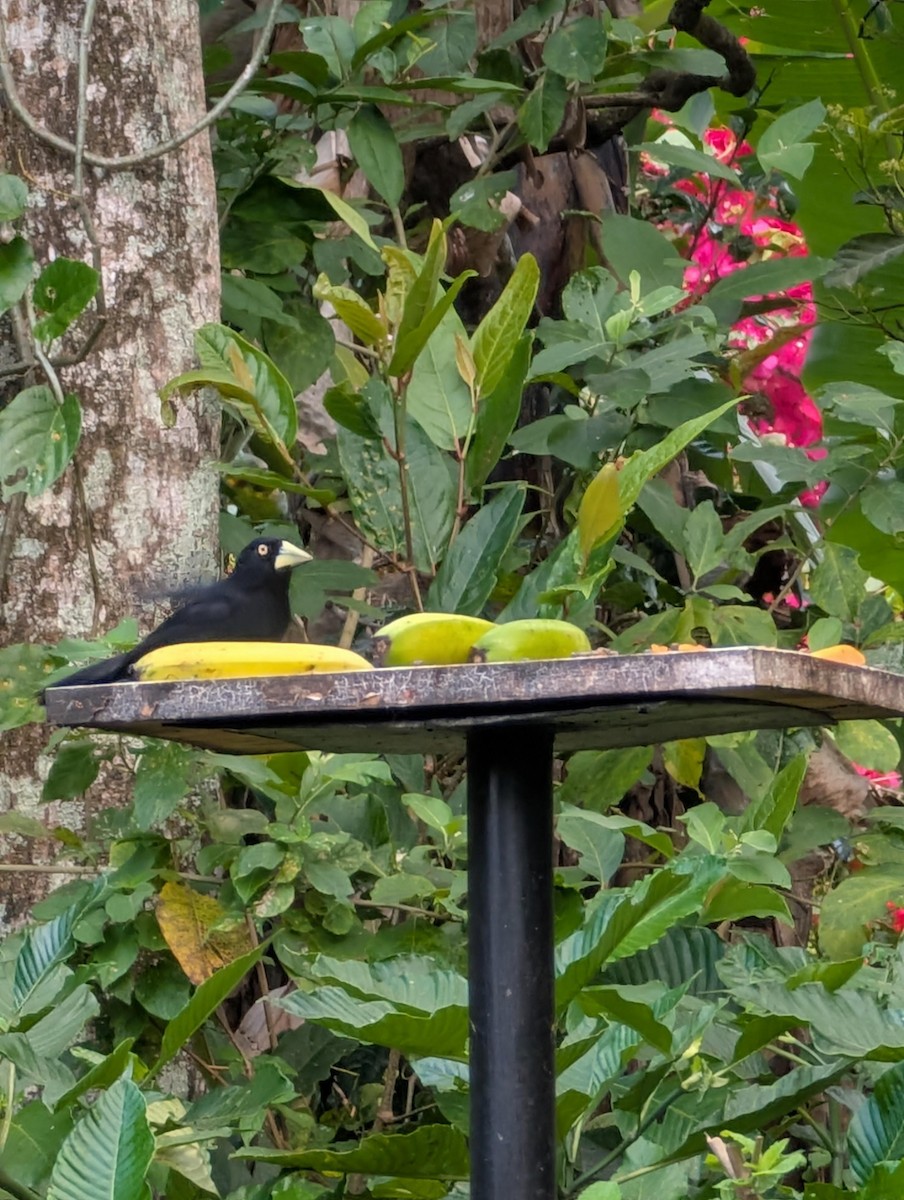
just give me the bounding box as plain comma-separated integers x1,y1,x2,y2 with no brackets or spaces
373,612,495,667
469,618,591,663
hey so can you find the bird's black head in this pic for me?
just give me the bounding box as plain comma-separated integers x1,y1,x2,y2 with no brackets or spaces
234,537,312,576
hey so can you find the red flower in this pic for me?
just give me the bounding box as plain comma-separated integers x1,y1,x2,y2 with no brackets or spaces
887,901,904,933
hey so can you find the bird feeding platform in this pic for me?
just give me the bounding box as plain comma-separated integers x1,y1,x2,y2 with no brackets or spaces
45,648,904,1200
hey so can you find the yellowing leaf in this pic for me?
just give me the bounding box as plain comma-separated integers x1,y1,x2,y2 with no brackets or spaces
455,334,477,392
663,738,705,793
578,462,621,565
156,881,254,986
313,275,386,346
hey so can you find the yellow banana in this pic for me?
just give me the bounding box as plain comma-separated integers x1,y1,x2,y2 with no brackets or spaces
372,612,494,667
134,641,373,681
469,619,591,663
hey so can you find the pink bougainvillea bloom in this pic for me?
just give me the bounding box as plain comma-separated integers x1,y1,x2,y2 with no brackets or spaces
887,901,904,932
860,767,903,790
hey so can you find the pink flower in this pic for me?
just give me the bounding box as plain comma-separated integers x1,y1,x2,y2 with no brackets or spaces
860,767,903,790
887,901,904,933
704,126,753,163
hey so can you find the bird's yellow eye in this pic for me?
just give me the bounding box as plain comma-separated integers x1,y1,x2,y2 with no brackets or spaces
257,543,269,557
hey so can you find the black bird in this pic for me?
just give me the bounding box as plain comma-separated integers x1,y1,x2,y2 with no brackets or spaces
47,537,312,690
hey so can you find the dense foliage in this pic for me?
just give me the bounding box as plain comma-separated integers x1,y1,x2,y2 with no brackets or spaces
2,1,904,1197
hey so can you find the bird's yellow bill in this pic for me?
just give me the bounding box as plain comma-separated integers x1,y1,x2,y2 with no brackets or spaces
274,540,312,570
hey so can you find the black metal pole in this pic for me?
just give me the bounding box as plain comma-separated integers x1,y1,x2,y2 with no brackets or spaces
466,724,556,1200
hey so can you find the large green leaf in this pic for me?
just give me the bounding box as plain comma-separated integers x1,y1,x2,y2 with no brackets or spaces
347,106,404,208
406,305,473,450
47,1078,154,1200
471,254,539,398
237,1125,469,1180
518,70,568,153
337,399,456,572
0,234,34,312
819,866,904,961
849,1060,904,1186
0,386,82,499
738,753,808,842
277,956,468,1059
152,945,263,1075
555,858,725,1009
732,979,904,1060
427,484,525,614
13,877,105,1014
466,334,532,495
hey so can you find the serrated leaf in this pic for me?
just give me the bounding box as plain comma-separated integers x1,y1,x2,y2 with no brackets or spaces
47,1078,154,1200
0,386,82,500
348,106,404,208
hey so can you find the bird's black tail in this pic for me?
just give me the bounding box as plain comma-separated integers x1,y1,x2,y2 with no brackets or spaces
42,650,139,699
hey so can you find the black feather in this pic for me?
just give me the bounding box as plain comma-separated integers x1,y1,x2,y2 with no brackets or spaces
45,537,309,693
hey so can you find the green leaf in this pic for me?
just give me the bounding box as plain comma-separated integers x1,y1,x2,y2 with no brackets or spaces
832,720,900,774
825,233,904,289
601,214,686,292
518,70,568,152
348,106,405,209
636,140,741,185
262,304,336,394
809,543,869,623
0,173,27,220
32,258,100,343
163,324,296,447
427,484,525,615
819,866,904,960
739,753,808,843
450,169,518,232
41,742,99,802
0,234,34,313
47,1077,154,1200
13,880,103,1012
133,742,194,830
619,398,739,512
471,253,539,398
557,807,625,884
703,880,792,924
310,184,380,252
861,480,904,534
389,269,476,378
559,746,654,812
406,305,473,450
604,926,724,996
555,859,725,1009
152,946,263,1075
237,1125,469,1180
466,334,532,494
684,501,724,582
757,98,826,178
337,405,456,572
54,1040,136,1112
578,985,672,1053
3,1102,74,1190
849,1060,904,1186
313,274,386,345
0,386,82,500
705,254,831,311
542,16,607,81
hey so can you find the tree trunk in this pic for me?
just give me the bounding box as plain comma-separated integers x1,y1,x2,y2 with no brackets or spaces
0,0,220,928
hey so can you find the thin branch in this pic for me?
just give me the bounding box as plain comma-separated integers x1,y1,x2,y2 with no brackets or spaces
0,0,283,170
245,914,278,1054
73,0,97,194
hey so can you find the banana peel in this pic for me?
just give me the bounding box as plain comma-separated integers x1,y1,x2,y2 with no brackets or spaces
134,641,373,681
